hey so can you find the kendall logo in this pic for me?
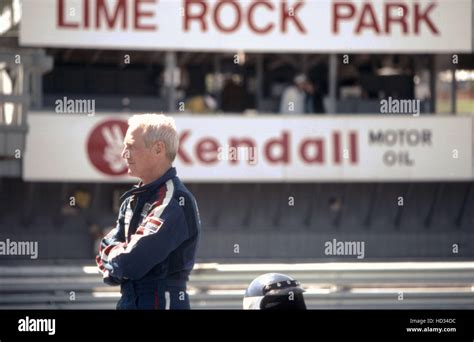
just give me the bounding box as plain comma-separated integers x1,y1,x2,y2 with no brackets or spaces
86,119,129,176
178,130,359,166
18,316,55,335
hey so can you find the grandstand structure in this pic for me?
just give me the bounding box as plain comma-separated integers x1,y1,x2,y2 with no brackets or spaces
0,0,473,309
0,180,473,260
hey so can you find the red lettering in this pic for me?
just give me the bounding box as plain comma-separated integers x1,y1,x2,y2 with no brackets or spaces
281,1,306,33
84,0,90,28
196,138,220,164
135,0,157,31
183,0,305,35
177,130,358,166
333,132,341,164
96,0,127,29
247,1,274,34
58,0,157,31
349,132,358,163
184,0,208,32
355,3,380,34
300,139,324,163
333,2,439,36
385,3,408,34
214,0,241,33
414,3,439,35
57,0,79,28
177,130,193,164
333,2,355,34
265,132,290,164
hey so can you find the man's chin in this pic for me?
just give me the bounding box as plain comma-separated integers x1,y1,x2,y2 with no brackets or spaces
127,168,142,181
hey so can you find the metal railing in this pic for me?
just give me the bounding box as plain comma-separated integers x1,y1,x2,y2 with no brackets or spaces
1,262,473,310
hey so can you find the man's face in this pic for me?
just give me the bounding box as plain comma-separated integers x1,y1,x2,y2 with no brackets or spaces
121,126,157,180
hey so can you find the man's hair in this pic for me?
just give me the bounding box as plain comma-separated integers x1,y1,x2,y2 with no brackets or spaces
128,114,179,162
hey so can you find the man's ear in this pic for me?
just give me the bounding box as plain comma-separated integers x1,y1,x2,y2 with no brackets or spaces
154,141,165,155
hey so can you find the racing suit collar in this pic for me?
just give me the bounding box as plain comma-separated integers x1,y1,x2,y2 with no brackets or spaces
120,167,177,201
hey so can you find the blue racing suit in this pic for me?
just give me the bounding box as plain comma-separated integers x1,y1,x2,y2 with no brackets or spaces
96,167,201,310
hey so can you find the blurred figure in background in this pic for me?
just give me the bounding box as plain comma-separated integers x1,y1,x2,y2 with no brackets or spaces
280,74,314,114
221,74,246,113
184,93,217,114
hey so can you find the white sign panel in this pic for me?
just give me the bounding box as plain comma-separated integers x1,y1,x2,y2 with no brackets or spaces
20,0,472,52
24,113,473,182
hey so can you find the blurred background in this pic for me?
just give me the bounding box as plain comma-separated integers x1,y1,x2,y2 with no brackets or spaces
0,0,473,309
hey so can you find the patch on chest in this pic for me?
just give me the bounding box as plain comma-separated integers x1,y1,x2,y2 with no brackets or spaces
144,217,164,234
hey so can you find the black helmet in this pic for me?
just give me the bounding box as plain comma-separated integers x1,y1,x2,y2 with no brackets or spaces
243,273,306,310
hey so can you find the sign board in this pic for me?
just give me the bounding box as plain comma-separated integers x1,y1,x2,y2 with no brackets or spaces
24,113,473,182
20,0,473,52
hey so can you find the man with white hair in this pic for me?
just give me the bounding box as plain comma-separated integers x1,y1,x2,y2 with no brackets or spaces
96,114,201,310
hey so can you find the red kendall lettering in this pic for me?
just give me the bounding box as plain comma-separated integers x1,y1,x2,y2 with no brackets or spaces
177,130,358,165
